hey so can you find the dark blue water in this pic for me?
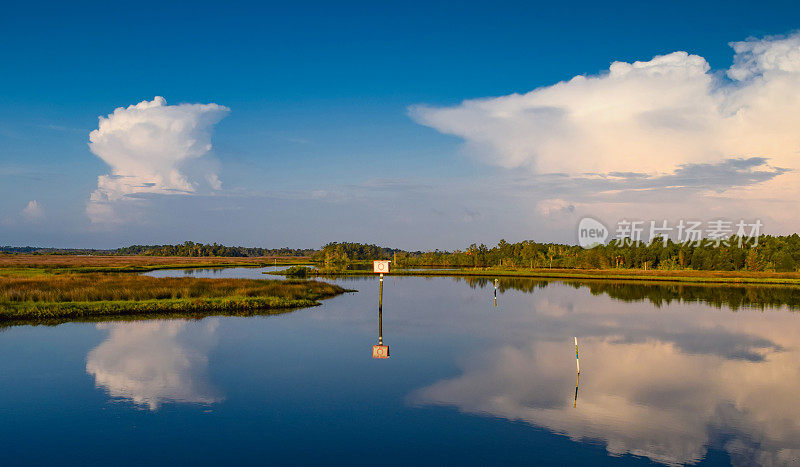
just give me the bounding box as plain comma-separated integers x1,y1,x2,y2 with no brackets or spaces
2,271,799,466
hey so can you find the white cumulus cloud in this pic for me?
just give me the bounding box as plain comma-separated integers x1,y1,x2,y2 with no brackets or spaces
411,32,800,232
87,96,229,224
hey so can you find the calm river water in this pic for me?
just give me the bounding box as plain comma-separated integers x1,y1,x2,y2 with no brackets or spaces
2,268,800,465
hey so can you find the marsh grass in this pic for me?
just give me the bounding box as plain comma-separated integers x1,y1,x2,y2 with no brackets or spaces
284,266,312,278
0,274,347,322
0,254,310,271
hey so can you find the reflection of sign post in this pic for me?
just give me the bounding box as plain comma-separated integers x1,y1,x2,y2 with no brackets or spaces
372,260,390,359
573,337,580,407
373,260,390,273
372,345,389,359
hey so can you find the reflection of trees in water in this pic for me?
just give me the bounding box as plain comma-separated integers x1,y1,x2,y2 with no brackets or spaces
584,282,800,311
458,276,550,293
325,274,800,310
460,276,800,310
320,275,373,283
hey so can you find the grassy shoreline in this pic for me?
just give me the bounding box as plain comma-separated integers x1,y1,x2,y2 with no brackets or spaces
45,262,314,274
269,266,800,286
0,254,312,274
0,307,306,329
0,295,342,324
0,261,347,324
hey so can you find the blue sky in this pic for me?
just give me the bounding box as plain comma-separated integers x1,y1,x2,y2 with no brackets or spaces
2,1,800,249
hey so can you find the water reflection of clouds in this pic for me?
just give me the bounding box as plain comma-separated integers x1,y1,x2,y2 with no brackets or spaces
410,284,800,465
86,319,222,411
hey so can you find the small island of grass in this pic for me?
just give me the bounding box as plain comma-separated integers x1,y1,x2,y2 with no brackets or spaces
0,258,347,325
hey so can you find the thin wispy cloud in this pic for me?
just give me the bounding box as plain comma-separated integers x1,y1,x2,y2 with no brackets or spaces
514,157,787,200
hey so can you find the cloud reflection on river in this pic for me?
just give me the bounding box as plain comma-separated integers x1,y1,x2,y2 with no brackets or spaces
86,319,222,410
409,283,800,465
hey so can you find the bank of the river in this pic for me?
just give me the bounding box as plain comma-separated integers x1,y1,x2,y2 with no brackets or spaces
0,256,345,324
0,254,312,274
268,266,800,286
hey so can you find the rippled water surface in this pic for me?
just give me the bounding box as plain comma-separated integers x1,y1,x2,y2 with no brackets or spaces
2,270,799,465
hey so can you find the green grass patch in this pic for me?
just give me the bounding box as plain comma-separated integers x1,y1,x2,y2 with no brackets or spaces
0,273,349,324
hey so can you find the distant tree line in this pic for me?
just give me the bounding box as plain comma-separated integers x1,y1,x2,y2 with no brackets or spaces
311,242,413,264
313,235,800,272
0,242,312,257
0,246,112,255
390,235,800,272
4,235,800,271
114,241,314,257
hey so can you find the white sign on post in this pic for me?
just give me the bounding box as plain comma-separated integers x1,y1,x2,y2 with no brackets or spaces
373,260,390,273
